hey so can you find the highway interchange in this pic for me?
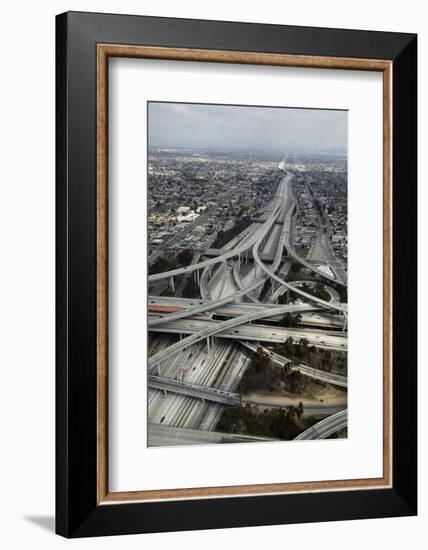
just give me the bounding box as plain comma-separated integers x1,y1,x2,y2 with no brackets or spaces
148,169,348,444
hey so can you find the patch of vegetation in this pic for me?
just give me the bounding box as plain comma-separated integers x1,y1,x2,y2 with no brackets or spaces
283,368,312,395
149,255,178,275
278,312,302,327
212,216,252,249
326,427,348,439
336,284,348,303
217,403,319,440
298,282,330,301
238,348,286,394
295,245,309,258
276,337,347,374
286,263,347,305
149,250,195,276
182,276,200,299
277,292,289,304
259,279,273,301
286,262,321,284
177,249,193,266
239,346,333,400
160,287,175,297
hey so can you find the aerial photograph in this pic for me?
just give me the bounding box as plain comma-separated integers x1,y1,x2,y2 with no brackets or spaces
147,101,348,447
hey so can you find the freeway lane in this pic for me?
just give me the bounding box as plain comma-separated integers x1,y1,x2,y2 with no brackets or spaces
231,191,291,303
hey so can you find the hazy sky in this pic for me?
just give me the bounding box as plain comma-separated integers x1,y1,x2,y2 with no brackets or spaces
148,102,347,153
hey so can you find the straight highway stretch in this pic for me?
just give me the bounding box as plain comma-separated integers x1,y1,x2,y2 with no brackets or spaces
148,296,344,328
149,316,347,361
148,423,274,446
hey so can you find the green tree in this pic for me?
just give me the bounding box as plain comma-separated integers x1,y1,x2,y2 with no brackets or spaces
177,249,193,266
283,337,295,356
182,277,199,298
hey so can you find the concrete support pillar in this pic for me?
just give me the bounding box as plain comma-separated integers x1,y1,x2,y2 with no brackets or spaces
156,363,161,377
170,276,174,292
206,336,210,353
196,269,200,285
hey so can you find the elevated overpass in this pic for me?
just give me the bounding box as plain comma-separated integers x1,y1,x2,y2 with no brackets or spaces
150,316,347,354
148,174,291,284
148,423,274,446
149,375,346,414
293,409,348,440
148,296,344,327
241,342,347,388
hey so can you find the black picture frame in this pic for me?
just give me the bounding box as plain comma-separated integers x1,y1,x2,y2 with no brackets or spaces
56,11,417,538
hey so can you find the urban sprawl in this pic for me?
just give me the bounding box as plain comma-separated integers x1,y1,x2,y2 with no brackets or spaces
147,147,348,446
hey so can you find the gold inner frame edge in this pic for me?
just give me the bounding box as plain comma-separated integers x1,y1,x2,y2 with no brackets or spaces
96,44,393,504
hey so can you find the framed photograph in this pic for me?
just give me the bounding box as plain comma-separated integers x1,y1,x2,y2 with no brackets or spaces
56,11,417,537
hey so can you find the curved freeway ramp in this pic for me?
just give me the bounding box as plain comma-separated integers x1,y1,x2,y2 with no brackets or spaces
252,237,347,314
289,280,341,304
293,409,347,440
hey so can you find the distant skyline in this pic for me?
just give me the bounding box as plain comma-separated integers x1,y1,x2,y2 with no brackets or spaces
148,102,347,154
